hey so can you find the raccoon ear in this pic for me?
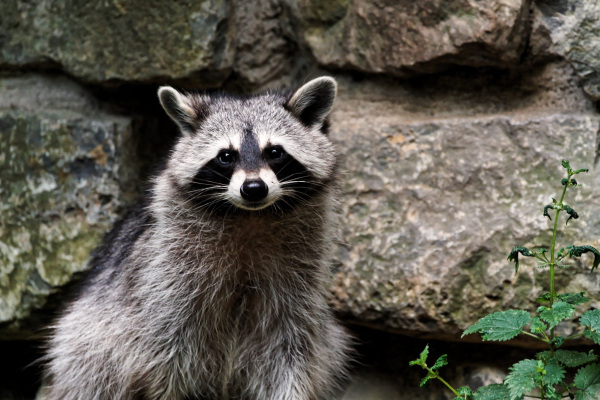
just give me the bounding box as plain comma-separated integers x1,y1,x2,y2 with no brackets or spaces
286,77,337,130
158,86,205,135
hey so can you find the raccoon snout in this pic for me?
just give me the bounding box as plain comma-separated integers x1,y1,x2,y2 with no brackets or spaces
240,179,269,202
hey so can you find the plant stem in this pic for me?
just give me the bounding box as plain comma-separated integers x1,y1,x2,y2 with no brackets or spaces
548,173,571,354
435,375,461,398
564,332,585,341
549,179,569,305
521,331,547,342
423,366,461,398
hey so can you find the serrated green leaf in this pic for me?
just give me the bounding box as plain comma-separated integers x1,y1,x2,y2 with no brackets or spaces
562,159,571,170
420,371,436,387
431,354,448,371
562,178,570,186
567,246,600,272
473,384,510,400
585,330,600,345
507,247,535,273
542,384,561,400
530,317,548,333
573,168,589,175
457,386,473,396
576,383,600,400
575,364,600,390
559,292,592,305
536,292,552,304
543,363,566,385
543,205,554,220
555,350,597,367
410,344,429,366
538,248,549,255
564,205,579,224
505,359,540,400
581,310,600,331
538,301,575,330
537,351,554,363
557,247,567,260
462,310,531,341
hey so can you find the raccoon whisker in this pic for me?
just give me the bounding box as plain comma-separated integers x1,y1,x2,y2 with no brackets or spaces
282,187,323,195
277,193,314,209
279,174,321,183
190,177,230,186
279,172,312,182
279,176,325,187
271,201,284,215
186,188,228,198
189,197,227,214
204,198,236,220
277,197,295,210
280,186,323,198
280,181,323,189
222,203,238,219
181,196,224,217
274,158,297,175
179,186,228,209
188,184,228,191
187,183,229,193
281,192,315,207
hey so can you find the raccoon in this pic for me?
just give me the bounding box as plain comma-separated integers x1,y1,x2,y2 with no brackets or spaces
43,77,350,400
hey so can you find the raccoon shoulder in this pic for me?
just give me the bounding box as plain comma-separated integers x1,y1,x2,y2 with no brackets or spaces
84,201,153,283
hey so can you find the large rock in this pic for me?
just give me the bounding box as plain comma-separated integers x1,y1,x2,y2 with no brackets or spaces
231,0,300,90
0,0,304,89
0,75,140,339
330,74,600,340
531,0,600,101
0,0,234,84
293,0,531,74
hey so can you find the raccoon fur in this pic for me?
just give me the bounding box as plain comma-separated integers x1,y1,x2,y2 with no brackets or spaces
43,77,350,400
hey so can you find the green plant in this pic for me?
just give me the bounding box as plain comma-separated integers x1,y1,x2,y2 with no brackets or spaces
410,160,600,400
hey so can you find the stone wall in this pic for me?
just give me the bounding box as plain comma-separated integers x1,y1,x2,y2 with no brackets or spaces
1,0,600,398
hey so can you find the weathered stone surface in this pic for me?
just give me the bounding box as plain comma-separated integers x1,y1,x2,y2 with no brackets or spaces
294,0,531,74
0,0,234,84
531,0,600,101
326,62,594,118
0,75,139,338
231,0,299,90
330,77,600,339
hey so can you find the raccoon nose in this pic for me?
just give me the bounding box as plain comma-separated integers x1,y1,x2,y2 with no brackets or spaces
240,179,269,202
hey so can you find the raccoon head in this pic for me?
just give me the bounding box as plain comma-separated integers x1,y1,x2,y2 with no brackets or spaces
157,77,338,214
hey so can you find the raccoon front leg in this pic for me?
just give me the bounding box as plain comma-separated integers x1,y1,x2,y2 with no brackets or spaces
238,318,349,400
242,355,322,400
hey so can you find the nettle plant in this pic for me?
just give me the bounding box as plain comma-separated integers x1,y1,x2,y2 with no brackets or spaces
410,160,600,400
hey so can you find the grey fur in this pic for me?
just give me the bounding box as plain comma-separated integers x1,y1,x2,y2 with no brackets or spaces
43,77,350,400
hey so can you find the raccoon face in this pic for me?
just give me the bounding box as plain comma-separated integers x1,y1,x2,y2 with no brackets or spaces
157,77,338,214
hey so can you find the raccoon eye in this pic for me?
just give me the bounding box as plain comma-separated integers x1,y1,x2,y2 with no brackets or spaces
266,146,285,160
217,150,235,165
